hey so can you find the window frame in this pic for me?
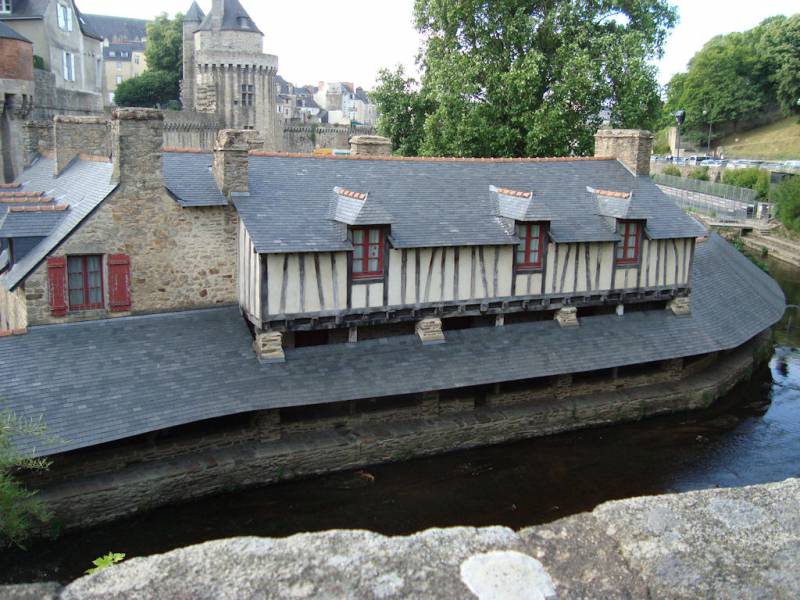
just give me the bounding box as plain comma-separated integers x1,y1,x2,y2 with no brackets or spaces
0,1,11,15
57,2,72,31
62,50,75,81
616,220,641,266
351,227,385,282
67,255,104,311
515,222,545,271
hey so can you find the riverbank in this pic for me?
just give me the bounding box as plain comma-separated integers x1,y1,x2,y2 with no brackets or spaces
8,477,798,599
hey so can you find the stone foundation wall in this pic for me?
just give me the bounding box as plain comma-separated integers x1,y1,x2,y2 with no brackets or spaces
30,331,770,531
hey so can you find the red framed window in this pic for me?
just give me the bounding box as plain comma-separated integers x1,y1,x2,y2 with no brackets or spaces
616,221,641,265
352,227,384,280
516,223,544,269
67,255,104,310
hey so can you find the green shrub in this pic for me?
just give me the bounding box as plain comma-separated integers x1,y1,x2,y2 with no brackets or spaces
1,409,51,547
773,175,800,233
32,55,45,70
721,167,771,200
662,165,682,177
113,70,179,108
688,166,710,181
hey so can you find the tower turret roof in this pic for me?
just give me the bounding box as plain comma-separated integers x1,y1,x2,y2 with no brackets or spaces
184,2,206,22
197,0,262,34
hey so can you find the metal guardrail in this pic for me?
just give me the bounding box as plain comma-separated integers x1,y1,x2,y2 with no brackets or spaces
657,186,761,222
651,173,758,204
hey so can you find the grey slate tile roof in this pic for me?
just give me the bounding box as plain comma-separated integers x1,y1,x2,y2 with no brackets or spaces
104,42,145,61
0,20,31,42
332,187,394,226
0,209,66,238
183,2,205,23
82,14,149,42
225,155,706,253
197,0,262,34
163,152,227,207
0,235,784,457
0,157,117,290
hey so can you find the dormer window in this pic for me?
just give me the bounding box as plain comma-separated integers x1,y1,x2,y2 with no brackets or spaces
516,223,544,270
616,221,640,265
352,227,384,280
0,1,12,15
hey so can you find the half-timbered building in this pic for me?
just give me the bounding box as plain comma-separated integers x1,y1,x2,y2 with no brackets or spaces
0,111,784,525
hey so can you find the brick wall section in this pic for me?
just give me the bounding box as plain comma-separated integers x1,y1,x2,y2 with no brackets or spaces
0,38,33,81
25,108,238,325
594,129,653,177
53,116,110,175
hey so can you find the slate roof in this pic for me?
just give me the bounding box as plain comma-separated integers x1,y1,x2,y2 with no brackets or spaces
104,42,145,61
224,155,706,254
0,20,31,42
0,208,66,238
163,152,227,207
332,187,393,226
82,13,149,42
197,0,262,34
0,157,117,290
0,235,784,456
184,2,206,23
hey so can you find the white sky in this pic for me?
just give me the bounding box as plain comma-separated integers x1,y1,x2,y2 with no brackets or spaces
75,0,799,89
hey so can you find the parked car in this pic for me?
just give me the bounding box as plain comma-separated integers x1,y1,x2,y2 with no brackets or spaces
686,155,712,166
703,160,724,167
783,160,800,170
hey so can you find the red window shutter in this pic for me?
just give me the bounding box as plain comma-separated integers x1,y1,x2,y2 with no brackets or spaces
107,254,131,312
47,256,67,317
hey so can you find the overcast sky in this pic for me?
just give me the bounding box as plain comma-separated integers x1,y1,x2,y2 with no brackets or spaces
76,0,799,89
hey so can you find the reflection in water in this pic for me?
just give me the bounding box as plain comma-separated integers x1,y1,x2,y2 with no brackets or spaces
1,255,799,584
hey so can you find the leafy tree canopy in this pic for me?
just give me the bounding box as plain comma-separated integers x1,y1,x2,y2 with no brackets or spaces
372,0,677,157
113,70,180,108
664,13,800,139
773,175,800,233
145,13,184,75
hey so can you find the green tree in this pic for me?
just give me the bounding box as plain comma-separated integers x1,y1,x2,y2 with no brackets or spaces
372,0,676,158
113,70,180,108
773,175,800,232
145,13,184,75
664,29,772,140
371,66,432,156
0,409,51,547
758,15,800,115
688,166,710,181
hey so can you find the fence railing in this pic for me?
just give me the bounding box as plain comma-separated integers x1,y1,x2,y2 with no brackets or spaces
651,173,758,204
658,187,752,222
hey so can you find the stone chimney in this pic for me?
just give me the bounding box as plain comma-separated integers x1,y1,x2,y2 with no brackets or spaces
111,108,164,192
350,135,392,157
210,0,223,29
212,129,264,200
53,116,110,176
594,129,653,177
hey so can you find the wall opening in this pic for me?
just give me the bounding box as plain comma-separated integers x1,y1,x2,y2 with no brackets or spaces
1,94,15,183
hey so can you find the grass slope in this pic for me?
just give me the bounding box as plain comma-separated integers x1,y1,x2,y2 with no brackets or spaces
719,116,800,160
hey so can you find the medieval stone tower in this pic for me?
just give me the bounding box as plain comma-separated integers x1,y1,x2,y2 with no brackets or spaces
181,0,281,150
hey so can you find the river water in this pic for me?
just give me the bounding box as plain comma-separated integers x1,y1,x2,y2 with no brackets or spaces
2,255,800,584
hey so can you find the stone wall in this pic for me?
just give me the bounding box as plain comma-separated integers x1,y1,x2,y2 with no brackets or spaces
163,116,376,152
31,69,104,121
28,332,770,531
53,116,109,174
40,477,799,599
594,129,653,177
24,109,239,326
23,120,54,162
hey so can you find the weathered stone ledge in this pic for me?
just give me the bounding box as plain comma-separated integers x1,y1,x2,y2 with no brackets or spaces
32,330,769,533
5,477,798,599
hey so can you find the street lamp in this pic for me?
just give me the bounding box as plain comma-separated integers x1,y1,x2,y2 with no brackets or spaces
674,110,686,159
